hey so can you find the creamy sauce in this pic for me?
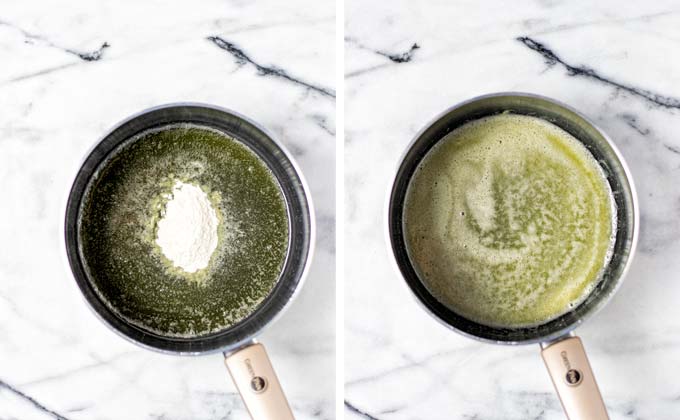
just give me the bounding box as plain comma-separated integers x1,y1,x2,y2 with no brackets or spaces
404,114,615,328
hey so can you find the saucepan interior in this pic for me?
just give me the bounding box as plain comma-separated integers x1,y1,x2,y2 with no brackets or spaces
388,93,637,344
64,103,313,354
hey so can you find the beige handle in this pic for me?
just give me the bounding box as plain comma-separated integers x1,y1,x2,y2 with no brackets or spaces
225,343,295,420
541,336,609,420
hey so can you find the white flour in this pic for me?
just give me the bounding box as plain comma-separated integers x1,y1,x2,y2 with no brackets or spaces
155,181,219,273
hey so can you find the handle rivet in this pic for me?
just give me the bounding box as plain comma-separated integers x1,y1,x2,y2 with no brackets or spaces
250,376,268,393
565,369,583,386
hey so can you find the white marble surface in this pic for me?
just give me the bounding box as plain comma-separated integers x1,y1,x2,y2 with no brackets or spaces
345,1,680,419
0,1,335,419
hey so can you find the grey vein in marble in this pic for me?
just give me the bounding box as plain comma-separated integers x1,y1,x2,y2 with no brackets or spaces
345,38,420,64
19,351,139,387
616,112,680,164
525,11,679,38
618,113,651,136
344,63,390,79
70,42,109,61
517,36,680,109
384,43,420,63
344,39,421,78
309,113,336,136
664,144,680,155
0,378,71,420
345,400,381,420
207,36,335,98
345,347,471,387
0,19,109,61
215,15,335,36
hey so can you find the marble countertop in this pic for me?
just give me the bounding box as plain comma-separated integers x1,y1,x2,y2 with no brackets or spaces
345,1,680,419
0,0,335,419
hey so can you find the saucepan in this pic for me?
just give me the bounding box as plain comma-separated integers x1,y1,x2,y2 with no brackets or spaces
63,103,314,419
387,93,638,419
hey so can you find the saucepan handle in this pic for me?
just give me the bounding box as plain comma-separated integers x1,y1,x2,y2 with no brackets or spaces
225,342,295,420
540,336,609,420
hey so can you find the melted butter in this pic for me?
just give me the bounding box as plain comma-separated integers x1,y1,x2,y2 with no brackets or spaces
404,114,615,328
79,125,289,337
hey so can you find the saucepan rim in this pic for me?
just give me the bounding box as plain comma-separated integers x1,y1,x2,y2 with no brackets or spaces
385,92,639,345
62,102,315,355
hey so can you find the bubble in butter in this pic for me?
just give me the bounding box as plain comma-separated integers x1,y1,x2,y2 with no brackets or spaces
403,114,615,328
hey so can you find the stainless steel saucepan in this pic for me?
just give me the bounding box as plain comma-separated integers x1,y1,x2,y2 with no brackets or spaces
387,93,638,419
63,103,314,419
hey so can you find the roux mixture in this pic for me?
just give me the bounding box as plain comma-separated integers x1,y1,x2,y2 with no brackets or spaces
404,114,615,328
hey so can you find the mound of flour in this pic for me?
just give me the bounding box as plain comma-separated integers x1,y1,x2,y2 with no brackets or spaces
156,181,219,273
